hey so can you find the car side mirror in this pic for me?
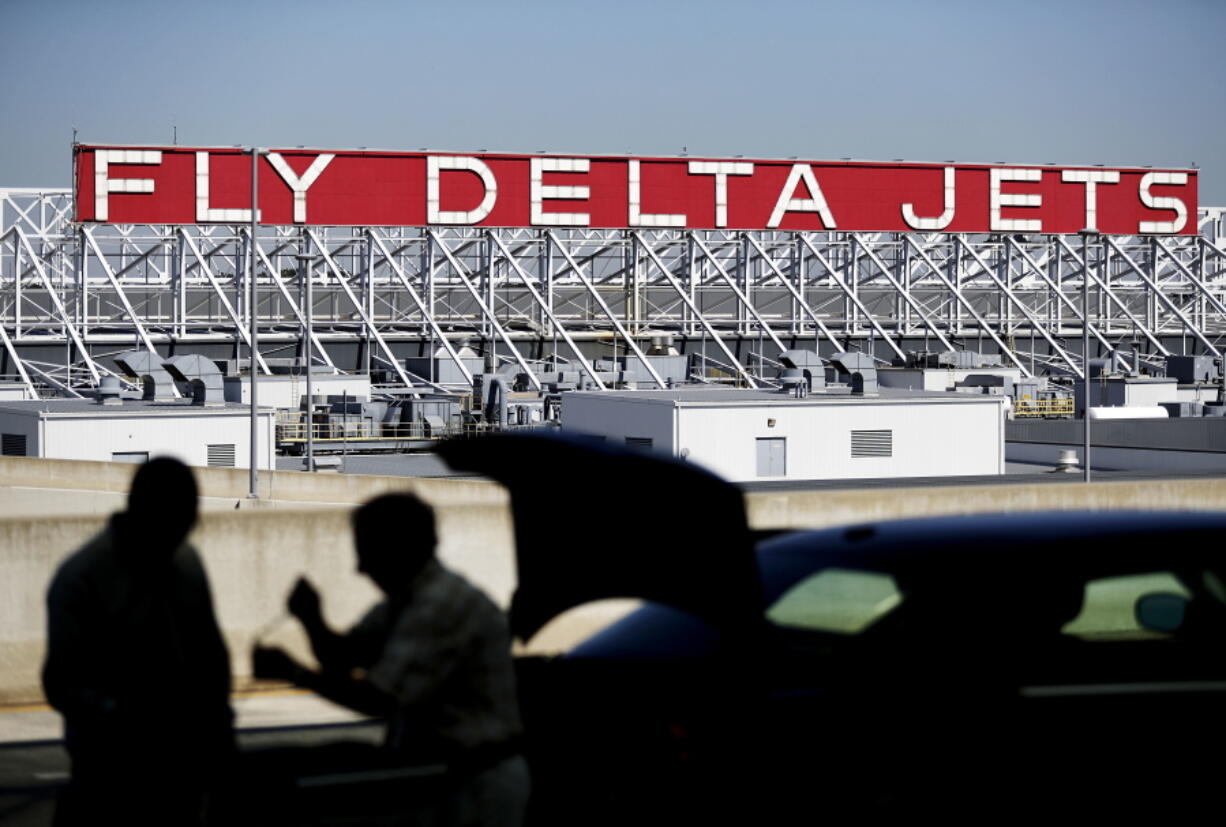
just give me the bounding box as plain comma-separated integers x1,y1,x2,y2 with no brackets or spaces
1135,593,1188,633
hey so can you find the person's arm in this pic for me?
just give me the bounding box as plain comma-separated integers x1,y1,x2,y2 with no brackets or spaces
252,645,394,719
288,578,359,672
42,571,104,719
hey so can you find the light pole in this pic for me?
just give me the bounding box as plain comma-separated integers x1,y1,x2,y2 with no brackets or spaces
1078,228,1099,483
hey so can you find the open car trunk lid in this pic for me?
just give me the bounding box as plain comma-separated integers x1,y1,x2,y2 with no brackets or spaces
437,433,763,643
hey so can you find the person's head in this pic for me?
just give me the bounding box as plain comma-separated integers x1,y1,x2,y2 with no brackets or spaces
126,457,199,555
352,493,436,597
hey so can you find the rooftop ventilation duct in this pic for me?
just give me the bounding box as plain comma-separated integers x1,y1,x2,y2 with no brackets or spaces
830,352,878,395
474,371,509,427
162,355,225,407
777,349,825,391
113,350,178,400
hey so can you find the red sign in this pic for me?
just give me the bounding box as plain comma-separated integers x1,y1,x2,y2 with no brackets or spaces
74,145,1199,235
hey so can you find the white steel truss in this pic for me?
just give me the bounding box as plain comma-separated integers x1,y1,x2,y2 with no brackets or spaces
2,188,1226,395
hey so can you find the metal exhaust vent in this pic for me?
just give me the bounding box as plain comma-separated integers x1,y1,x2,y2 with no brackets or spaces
95,376,123,406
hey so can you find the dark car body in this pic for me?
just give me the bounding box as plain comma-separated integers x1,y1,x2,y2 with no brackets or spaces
438,435,1226,822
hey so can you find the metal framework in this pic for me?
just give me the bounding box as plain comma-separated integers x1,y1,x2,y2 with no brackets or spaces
3,188,1226,397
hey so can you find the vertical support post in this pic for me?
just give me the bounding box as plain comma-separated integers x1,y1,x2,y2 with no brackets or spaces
14,240,22,338
685,233,698,337
248,148,261,498
76,226,87,339
426,232,436,384
175,230,186,338
1003,240,1013,335
542,232,555,362
481,232,493,343
1196,240,1206,334
1051,238,1061,334
1079,228,1098,483
1100,240,1110,334
897,235,908,337
294,250,317,472
847,236,858,337
623,231,636,337
737,234,749,336
364,229,374,376
237,231,247,326
789,236,801,337
485,233,497,365
1199,237,1209,348
950,240,961,335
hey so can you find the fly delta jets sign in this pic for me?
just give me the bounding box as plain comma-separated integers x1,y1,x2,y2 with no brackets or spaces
74,145,1198,235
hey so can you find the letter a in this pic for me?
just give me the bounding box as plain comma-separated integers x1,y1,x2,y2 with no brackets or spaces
767,164,836,229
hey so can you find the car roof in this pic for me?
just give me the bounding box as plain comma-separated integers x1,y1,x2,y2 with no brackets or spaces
759,510,1226,592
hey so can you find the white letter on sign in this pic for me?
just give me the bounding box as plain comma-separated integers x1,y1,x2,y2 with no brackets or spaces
267,153,334,223
767,164,836,229
901,167,955,231
1061,169,1120,232
628,161,685,227
990,168,1042,232
195,152,260,223
1138,171,1189,233
428,156,497,224
94,149,161,221
688,161,753,227
531,158,590,227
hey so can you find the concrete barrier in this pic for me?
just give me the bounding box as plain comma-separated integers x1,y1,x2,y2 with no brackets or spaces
5,469,1226,705
0,455,509,518
744,476,1226,530
0,501,515,706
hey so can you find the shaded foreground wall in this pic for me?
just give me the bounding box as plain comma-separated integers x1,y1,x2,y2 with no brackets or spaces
0,504,516,705
0,455,514,705
4,457,1226,704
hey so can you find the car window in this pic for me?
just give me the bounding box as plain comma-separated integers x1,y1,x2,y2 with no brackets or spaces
1062,571,1191,640
766,568,902,634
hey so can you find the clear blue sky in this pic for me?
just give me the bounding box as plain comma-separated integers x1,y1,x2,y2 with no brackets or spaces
3,0,1225,204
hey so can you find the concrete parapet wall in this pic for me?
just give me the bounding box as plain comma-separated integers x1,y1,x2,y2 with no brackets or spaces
0,501,515,706
744,476,1226,530
0,455,508,516
4,468,1226,706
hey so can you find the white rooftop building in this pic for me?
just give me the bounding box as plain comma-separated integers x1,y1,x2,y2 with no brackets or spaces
223,373,372,408
561,386,1006,483
0,383,32,402
0,398,275,469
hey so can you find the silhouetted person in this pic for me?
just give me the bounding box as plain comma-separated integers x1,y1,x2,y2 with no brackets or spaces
253,493,528,827
42,457,234,826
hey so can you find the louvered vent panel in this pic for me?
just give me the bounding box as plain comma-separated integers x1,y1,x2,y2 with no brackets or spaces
2,433,27,456
850,429,892,458
207,443,236,467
